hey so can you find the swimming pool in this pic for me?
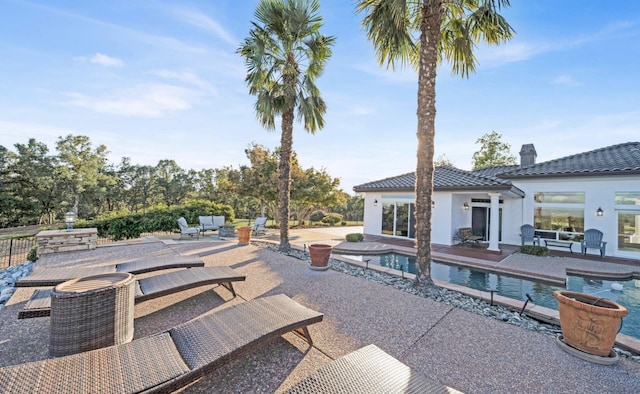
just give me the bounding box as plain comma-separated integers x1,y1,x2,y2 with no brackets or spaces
337,253,640,340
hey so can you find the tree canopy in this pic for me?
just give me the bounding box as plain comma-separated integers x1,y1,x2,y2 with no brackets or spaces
0,135,352,228
471,131,517,170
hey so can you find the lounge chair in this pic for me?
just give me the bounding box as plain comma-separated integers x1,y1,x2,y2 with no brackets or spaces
581,228,607,257
1,294,323,394
199,215,225,235
15,254,205,287
18,266,246,319
284,344,462,394
177,217,200,239
253,217,268,235
520,224,540,246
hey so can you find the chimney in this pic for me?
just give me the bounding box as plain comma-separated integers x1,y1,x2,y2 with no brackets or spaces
519,144,537,167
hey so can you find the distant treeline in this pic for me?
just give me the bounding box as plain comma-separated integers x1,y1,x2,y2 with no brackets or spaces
1,135,363,228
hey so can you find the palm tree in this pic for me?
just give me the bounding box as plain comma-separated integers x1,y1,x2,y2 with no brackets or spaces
239,0,335,252
356,0,514,284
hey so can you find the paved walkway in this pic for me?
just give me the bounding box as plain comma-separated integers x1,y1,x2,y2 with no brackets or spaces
1,229,640,393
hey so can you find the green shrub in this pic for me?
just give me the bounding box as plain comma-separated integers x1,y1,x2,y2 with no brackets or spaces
322,213,342,225
75,200,234,241
520,245,549,256
345,233,364,242
341,221,347,226
309,210,326,222
27,246,38,262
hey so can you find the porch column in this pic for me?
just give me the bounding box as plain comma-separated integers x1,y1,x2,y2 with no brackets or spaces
488,193,501,252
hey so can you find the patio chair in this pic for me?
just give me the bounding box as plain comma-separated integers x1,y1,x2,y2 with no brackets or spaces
177,217,199,239
455,227,483,246
253,217,268,235
520,224,540,246
15,254,205,287
284,344,462,394
18,266,247,319
581,229,607,257
2,294,324,394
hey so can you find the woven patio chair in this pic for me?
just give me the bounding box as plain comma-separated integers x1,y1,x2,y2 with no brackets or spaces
15,254,205,287
19,266,246,319
1,294,323,394
284,344,462,394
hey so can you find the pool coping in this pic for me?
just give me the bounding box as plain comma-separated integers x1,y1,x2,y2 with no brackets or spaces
331,250,640,356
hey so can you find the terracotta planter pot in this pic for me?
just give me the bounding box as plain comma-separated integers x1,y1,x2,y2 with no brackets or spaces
237,227,252,245
553,290,628,357
309,244,332,271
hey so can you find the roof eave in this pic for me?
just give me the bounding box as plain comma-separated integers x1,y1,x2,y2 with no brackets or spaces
500,169,640,179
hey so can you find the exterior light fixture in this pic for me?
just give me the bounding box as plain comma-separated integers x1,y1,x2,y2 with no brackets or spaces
596,207,604,217
65,211,76,230
431,200,435,209
463,202,469,210
373,199,378,207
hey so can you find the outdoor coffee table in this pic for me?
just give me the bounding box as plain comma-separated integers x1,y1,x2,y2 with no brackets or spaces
49,272,135,357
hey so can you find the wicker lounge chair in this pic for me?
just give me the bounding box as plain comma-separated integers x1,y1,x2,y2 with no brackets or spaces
15,254,205,287
1,294,323,394
284,344,462,394
18,266,246,319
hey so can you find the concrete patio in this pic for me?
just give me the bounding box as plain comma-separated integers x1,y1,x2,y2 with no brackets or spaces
1,228,640,393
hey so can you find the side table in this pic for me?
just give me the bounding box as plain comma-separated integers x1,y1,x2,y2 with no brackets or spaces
219,225,236,238
50,272,135,357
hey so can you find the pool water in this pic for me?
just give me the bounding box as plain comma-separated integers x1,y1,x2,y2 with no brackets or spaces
338,253,640,340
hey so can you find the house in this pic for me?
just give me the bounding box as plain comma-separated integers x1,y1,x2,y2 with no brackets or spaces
353,142,640,260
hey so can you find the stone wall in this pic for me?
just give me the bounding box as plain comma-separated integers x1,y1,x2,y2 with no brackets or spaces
36,228,98,256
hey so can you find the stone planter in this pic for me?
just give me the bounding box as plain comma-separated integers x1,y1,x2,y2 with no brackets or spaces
237,226,252,245
309,244,332,271
553,290,628,357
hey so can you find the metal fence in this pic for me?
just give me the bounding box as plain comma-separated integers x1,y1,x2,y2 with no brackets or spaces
0,237,36,269
1,231,177,270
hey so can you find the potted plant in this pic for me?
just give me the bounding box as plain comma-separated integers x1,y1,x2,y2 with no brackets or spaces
237,227,252,245
308,244,332,271
553,290,628,357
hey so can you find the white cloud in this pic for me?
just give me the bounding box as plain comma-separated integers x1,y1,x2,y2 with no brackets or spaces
63,84,199,117
89,53,123,67
149,69,217,94
168,7,238,46
551,75,582,87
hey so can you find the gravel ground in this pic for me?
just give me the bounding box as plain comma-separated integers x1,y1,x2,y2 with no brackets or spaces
1,239,639,393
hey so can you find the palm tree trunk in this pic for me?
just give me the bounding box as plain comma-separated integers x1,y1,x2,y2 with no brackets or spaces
414,0,443,285
278,106,295,252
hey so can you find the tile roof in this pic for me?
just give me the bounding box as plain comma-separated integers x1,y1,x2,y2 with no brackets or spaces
353,166,523,195
353,142,640,194
499,142,640,178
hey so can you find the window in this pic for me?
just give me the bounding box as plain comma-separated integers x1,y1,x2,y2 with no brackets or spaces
534,192,585,204
618,211,640,253
381,203,395,235
615,192,640,206
380,201,415,238
534,208,584,241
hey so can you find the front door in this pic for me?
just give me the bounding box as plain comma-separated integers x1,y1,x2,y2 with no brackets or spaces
471,207,486,240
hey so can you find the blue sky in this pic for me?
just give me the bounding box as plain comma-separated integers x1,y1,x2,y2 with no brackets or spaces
2,1,640,194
